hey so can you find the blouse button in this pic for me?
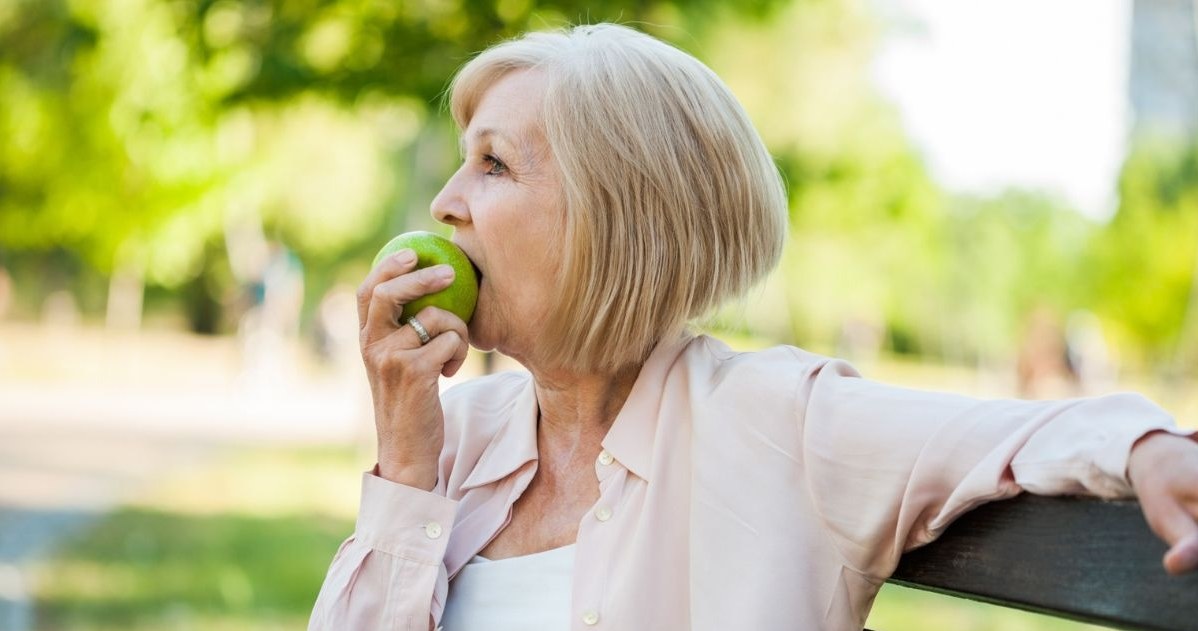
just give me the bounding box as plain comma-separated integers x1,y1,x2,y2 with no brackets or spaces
594,506,612,522
597,450,614,466
582,610,600,625
424,522,443,539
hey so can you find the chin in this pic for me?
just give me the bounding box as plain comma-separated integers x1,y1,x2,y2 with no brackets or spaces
466,313,499,353
468,334,497,353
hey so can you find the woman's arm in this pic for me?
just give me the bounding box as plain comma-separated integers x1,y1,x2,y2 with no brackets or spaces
798,358,1195,580
309,248,470,629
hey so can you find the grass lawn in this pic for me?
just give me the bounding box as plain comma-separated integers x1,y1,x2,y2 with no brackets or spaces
868,585,1109,631
29,446,362,631
29,444,1111,630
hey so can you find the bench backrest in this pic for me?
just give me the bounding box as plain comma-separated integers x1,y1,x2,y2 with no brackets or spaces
878,494,1198,630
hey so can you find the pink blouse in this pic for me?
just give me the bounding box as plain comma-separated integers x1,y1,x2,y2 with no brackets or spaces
309,333,1190,631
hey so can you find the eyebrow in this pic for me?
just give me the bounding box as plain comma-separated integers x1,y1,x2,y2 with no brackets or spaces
460,127,519,156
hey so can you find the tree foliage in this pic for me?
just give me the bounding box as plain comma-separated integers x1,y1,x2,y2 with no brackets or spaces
1086,140,1198,365
0,0,788,296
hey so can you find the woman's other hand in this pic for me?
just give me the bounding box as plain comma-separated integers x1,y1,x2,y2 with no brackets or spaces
357,249,470,491
1128,430,1198,575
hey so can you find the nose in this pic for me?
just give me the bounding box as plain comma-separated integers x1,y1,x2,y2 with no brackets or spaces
431,168,470,227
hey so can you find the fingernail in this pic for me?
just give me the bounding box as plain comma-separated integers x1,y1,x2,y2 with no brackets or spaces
1166,541,1198,574
433,265,454,280
1179,545,1198,573
394,249,416,264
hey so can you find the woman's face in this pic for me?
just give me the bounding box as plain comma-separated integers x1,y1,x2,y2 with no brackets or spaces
431,69,565,363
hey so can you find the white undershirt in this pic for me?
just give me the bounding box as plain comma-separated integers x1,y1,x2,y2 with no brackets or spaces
440,544,576,631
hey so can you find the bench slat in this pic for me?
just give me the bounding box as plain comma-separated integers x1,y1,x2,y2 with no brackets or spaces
886,494,1198,631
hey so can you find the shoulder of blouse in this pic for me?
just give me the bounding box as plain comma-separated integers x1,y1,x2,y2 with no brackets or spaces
685,335,843,397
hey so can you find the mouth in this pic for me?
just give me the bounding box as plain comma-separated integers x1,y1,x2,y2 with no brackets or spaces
462,251,484,288
452,237,483,284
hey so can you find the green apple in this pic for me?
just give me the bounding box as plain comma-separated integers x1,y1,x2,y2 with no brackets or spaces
372,231,479,324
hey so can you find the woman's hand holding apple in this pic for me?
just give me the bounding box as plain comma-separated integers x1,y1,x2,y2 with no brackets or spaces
356,249,470,491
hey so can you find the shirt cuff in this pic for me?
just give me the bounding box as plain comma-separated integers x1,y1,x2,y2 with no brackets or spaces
1092,397,1193,498
355,469,458,565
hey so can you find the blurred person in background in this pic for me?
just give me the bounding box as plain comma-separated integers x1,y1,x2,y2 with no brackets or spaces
227,213,306,389
309,23,1198,631
315,283,362,373
1016,306,1079,399
1066,309,1118,396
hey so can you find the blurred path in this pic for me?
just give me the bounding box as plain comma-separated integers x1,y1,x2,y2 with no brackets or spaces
0,324,371,444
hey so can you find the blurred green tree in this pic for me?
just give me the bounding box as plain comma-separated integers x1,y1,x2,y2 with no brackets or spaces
698,0,954,357
0,0,789,329
1085,140,1198,368
943,190,1094,363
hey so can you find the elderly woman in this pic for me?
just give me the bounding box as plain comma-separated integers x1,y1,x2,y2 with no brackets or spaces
310,23,1198,631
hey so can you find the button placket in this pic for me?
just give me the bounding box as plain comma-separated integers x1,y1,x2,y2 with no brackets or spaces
576,464,630,630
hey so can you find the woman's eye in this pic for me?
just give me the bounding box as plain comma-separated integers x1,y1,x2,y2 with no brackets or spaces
483,155,508,176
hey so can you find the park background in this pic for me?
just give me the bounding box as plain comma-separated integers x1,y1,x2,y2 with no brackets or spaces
2,0,1197,629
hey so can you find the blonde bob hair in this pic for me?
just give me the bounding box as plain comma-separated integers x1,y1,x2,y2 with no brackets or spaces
449,23,787,372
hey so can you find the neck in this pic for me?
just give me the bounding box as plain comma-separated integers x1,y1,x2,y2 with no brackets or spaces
526,361,641,460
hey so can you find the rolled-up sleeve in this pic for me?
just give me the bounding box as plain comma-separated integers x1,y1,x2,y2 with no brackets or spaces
308,471,458,631
799,358,1195,580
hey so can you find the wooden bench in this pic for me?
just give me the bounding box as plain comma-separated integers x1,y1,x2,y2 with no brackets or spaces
869,494,1198,630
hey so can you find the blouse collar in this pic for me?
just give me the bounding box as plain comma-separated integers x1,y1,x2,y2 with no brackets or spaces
601,332,694,481
459,332,695,489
